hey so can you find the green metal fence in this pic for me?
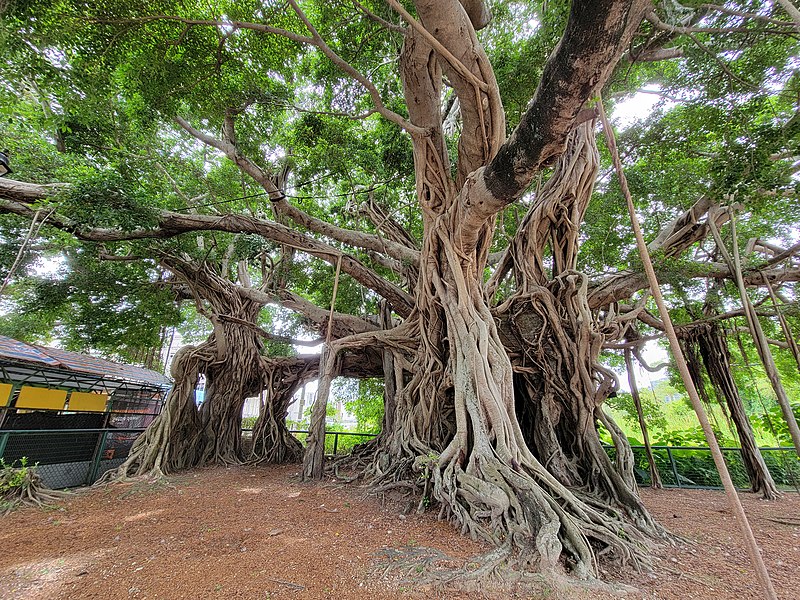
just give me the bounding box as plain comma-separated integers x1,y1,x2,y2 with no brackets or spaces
241,429,376,456
620,444,800,491
0,428,144,488
3,425,799,492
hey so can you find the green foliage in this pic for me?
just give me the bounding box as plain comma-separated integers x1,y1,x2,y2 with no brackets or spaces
1,457,36,513
333,377,384,433
0,248,181,364
0,457,32,493
59,173,158,230
653,425,737,448
606,391,668,433
753,403,800,447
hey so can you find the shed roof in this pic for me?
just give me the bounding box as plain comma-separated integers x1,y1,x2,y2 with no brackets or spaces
0,335,172,389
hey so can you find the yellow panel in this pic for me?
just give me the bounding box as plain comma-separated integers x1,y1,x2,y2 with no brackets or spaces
0,383,12,406
16,386,67,410
68,392,109,412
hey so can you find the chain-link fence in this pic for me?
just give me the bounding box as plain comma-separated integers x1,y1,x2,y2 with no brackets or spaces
608,444,800,491
0,428,144,488
3,425,799,491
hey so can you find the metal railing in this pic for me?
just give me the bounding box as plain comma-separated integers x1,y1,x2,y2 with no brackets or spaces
614,445,800,491
242,429,377,455
295,429,376,455
3,424,798,492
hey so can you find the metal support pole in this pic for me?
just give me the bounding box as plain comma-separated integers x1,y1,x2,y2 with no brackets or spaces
666,446,680,488
0,431,9,460
86,430,109,485
0,384,20,431
333,432,339,455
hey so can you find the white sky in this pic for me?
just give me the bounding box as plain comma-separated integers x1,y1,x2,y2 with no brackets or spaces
612,89,671,130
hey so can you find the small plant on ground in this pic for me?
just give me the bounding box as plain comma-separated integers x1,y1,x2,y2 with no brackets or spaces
0,457,68,515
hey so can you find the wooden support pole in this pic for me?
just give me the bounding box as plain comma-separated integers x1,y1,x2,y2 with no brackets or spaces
598,98,777,600
302,255,343,481
707,211,800,456
776,0,800,29
762,275,800,372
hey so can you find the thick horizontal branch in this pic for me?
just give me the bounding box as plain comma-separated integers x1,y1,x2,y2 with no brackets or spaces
0,184,414,317
589,263,800,310
235,286,379,339
268,350,385,382
0,179,67,203
626,47,683,62
216,313,323,347
273,197,420,265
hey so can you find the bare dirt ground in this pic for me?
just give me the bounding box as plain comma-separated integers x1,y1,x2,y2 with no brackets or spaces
0,465,797,599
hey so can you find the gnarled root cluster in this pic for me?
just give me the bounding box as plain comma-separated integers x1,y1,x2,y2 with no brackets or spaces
344,224,665,577
1,461,70,515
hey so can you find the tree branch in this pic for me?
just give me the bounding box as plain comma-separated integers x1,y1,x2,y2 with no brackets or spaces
405,0,505,184
175,116,419,266
285,0,421,134
0,188,415,317
234,286,379,339
453,0,650,256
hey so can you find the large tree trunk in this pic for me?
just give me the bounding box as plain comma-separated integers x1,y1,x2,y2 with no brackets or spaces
364,208,661,575
303,0,659,576
489,123,648,514
107,262,270,478
109,343,207,478
184,262,269,467
496,277,650,518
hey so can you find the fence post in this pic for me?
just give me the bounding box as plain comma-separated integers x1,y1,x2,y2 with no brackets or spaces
0,431,9,459
332,432,339,455
666,446,681,488
86,430,109,485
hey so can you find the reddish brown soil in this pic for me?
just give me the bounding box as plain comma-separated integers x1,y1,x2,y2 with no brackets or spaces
0,465,797,599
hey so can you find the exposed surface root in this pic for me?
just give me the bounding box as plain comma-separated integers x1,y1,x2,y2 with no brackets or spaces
370,544,639,598
1,463,70,515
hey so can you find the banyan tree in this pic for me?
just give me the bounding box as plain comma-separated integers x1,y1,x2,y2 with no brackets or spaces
2,0,800,578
